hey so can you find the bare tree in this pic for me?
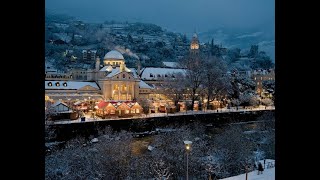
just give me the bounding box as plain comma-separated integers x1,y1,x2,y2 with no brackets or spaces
160,72,186,107
151,159,172,180
178,54,205,111
213,125,255,177
202,55,232,108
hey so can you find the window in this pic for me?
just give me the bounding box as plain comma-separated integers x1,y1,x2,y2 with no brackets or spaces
157,74,161,77
261,77,262,80
123,74,125,78
165,74,168,77
121,94,126,100
63,82,67,87
129,76,130,79
113,62,115,65
55,82,60,86
114,95,119,100
131,109,135,113
121,84,126,91
48,82,52,86
135,109,140,113
257,82,259,85
150,73,153,77
125,110,129,114
254,77,256,80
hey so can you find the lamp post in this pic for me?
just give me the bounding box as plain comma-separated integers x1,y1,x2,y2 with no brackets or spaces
184,140,192,180
67,98,71,109
88,96,91,110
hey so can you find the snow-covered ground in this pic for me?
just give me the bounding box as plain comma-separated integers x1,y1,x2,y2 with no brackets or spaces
222,159,275,180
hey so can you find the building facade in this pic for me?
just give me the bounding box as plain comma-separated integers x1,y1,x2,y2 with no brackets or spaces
251,69,275,96
45,50,153,105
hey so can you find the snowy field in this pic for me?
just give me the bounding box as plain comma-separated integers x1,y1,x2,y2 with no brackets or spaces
222,159,275,180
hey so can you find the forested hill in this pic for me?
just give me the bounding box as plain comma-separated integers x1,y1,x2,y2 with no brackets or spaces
45,12,274,72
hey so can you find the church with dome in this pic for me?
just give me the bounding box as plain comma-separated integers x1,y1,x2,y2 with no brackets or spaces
87,50,142,101
45,49,153,105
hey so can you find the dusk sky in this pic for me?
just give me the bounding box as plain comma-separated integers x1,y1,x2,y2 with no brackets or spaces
45,0,274,34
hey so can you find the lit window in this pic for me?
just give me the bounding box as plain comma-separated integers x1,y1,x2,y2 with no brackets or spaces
63,82,67,87
257,82,259,85
254,77,256,80
136,109,140,113
131,109,135,113
56,82,60,86
261,77,262,80
48,82,52,86
125,110,129,114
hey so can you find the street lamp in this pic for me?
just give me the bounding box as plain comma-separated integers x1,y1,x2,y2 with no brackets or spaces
67,98,71,110
88,96,91,110
184,140,192,180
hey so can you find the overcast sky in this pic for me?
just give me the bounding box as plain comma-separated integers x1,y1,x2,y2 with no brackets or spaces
45,0,274,34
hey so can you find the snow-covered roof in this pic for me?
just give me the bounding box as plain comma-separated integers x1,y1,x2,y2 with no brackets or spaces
53,33,71,43
99,65,114,72
82,49,97,53
45,81,100,90
163,61,178,68
106,67,122,77
104,50,124,60
139,80,154,89
52,100,68,107
129,68,138,78
99,67,135,78
140,67,185,80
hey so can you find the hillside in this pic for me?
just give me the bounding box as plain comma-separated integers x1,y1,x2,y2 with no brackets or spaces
45,12,274,72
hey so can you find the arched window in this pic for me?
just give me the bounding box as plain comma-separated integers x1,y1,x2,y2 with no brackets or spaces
48,82,52,86
63,82,67,87
123,74,125,78
55,82,60,86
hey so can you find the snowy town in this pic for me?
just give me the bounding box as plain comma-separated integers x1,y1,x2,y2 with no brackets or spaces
45,1,275,179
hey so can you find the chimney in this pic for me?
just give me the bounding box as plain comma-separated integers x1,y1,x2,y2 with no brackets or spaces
95,56,100,71
137,60,141,76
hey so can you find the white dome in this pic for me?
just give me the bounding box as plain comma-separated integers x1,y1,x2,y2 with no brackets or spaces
104,50,124,60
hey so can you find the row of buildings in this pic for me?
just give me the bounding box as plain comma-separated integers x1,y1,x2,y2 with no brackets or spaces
45,33,275,119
